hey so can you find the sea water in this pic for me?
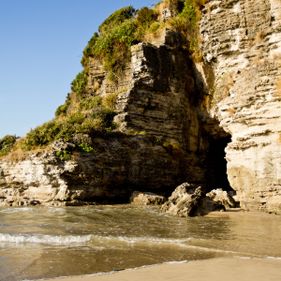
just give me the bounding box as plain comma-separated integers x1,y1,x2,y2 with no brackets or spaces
0,205,280,281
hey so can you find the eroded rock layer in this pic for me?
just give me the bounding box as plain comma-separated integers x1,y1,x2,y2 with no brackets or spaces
199,0,281,213
0,32,213,206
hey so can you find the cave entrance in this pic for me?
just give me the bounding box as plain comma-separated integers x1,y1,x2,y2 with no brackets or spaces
205,134,233,192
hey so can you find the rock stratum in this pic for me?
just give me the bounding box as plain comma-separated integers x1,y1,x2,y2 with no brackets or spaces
0,0,281,214
199,0,281,214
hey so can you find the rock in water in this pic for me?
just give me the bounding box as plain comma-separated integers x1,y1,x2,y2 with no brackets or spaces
161,183,203,217
206,189,237,209
161,184,239,217
130,191,166,206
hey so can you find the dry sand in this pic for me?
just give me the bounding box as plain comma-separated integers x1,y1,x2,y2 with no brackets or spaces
40,257,281,281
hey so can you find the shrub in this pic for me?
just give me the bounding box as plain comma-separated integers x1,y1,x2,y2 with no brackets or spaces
0,135,17,156
67,112,85,125
19,1,207,153
71,71,87,97
81,1,206,83
22,95,117,150
55,150,72,161
169,0,204,55
80,6,159,82
93,19,137,80
98,6,136,34
80,95,102,110
148,22,162,33
55,93,71,117
163,0,185,13
23,121,62,149
102,93,118,110
136,7,157,29
80,118,103,133
88,106,117,131
55,103,69,117
78,143,94,153
135,7,158,40
54,122,76,142
81,32,99,67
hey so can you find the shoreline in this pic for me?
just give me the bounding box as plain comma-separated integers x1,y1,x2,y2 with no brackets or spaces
26,210,281,281
37,256,281,281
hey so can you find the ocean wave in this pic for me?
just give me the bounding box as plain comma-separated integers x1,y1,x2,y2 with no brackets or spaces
100,236,251,256
265,256,281,260
112,236,192,245
0,233,92,245
0,232,264,258
91,235,193,247
0,233,196,248
0,207,34,214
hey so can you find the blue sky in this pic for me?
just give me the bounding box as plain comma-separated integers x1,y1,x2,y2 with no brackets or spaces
0,0,157,138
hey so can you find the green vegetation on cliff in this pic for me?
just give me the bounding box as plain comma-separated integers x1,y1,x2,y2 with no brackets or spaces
23,95,116,150
168,0,205,59
0,135,17,156
81,6,157,80
8,0,205,155
81,0,204,77
71,71,88,97
20,5,160,151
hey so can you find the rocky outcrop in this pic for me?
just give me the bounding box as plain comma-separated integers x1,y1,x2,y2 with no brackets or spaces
206,189,237,209
0,31,213,206
0,135,183,206
130,191,166,206
198,0,281,214
0,152,74,206
161,183,204,217
161,183,236,217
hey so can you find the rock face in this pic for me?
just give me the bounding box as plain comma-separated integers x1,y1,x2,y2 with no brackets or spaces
0,31,214,206
0,152,75,206
198,0,281,214
0,135,183,206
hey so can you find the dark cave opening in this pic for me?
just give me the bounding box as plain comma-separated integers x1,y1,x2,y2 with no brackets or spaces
205,134,233,192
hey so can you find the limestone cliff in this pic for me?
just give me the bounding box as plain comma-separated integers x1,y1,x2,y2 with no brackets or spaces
0,0,281,214
198,0,281,213
0,30,215,206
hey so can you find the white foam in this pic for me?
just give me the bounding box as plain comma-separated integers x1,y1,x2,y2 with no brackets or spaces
0,207,34,214
93,235,192,247
0,233,92,245
93,236,237,255
265,256,281,260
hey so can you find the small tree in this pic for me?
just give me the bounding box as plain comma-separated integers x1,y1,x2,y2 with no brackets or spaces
0,135,17,156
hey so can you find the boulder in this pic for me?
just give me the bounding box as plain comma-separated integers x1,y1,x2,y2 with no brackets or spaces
161,182,203,217
161,184,239,217
206,189,237,209
130,191,166,206
266,195,281,214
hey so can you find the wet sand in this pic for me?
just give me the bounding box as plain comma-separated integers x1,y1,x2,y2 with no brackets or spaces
40,257,281,281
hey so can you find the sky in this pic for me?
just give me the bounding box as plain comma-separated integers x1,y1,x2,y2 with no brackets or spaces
0,0,157,138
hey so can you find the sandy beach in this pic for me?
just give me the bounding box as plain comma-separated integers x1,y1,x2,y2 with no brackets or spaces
40,257,281,281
